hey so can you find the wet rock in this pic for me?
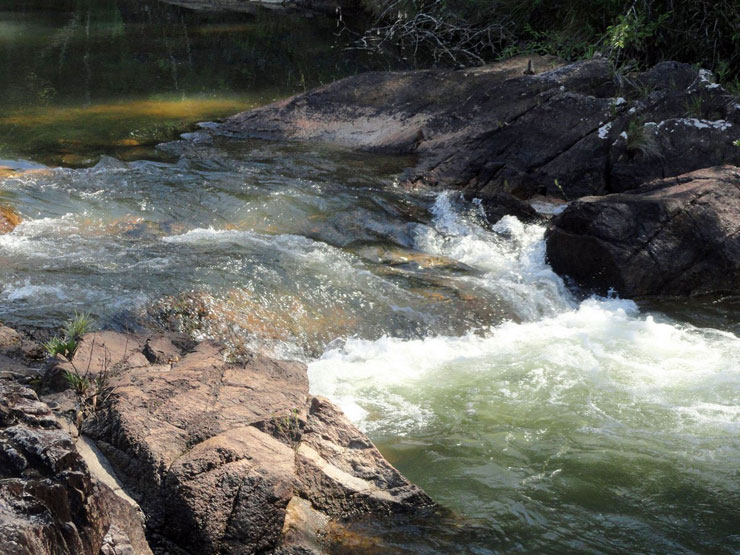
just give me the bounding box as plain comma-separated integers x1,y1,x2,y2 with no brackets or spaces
0,381,149,555
0,205,21,234
81,332,434,553
296,396,434,519
146,289,361,359
219,58,740,201
279,496,329,553
545,166,740,297
465,191,543,224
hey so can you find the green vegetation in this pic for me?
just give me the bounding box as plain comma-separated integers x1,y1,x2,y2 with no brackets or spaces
44,312,113,419
43,311,91,359
355,0,740,84
685,94,705,119
625,118,660,159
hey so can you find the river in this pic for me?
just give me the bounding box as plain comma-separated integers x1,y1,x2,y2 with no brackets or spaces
1,1,739,553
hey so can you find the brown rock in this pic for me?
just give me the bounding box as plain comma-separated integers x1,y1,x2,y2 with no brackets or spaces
142,334,184,364
545,166,740,297
0,205,21,234
0,381,149,555
296,396,434,519
81,332,434,553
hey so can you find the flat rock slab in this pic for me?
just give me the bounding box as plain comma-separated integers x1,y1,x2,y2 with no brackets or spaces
216,58,740,200
545,166,740,297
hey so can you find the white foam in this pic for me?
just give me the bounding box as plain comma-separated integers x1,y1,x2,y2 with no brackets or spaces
309,298,740,435
161,227,331,258
0,215,79,256
413,194,574,320
4,280,68,301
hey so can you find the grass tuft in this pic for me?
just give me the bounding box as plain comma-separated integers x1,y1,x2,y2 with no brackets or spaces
626,118,660,159
44,311,92,360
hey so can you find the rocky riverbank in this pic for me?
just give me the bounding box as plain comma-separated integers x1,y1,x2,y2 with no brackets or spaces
200,56,740,297
0,326,435,554
3,52,740,555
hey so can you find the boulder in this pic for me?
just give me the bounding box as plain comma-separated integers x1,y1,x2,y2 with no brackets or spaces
79,332,434,553
0,381,149,555
545,166,740,297
215,57,740,201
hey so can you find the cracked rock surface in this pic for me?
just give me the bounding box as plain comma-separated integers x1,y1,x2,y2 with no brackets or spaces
78,332,434,554
545,166,740,297
0,380,150,555
214,57,740,200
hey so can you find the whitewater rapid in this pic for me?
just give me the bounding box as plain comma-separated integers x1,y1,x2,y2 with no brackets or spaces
305,193,740,551
2,153,739,551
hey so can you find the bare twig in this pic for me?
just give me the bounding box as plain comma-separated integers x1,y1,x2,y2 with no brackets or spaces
345,0,509,67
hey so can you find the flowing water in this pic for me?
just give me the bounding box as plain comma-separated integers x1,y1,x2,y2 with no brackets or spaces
1,2,740,554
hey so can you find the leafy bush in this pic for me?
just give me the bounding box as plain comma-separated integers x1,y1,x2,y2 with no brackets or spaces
44,313,113,420
43,336,78,359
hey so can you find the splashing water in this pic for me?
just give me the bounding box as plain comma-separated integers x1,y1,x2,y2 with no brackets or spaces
1,142,739,552
309,193,740,553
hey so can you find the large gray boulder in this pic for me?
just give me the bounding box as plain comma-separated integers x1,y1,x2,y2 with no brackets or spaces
545,166,740,297
215,57,740,200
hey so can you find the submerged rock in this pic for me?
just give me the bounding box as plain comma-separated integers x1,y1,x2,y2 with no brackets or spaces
72,331,434,553
0,205,21,234
545,166,740,297
218,57,740,201
465,191,543,224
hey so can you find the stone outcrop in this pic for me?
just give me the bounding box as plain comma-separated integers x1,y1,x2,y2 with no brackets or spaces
214,57,740,200
0,325,433,554
0,380,149,555
70,331,434,553
545,166,740,297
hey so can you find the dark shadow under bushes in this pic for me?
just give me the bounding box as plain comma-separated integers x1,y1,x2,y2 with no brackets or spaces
349,0,740,87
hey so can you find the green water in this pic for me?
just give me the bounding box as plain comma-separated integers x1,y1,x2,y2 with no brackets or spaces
0,0,375,165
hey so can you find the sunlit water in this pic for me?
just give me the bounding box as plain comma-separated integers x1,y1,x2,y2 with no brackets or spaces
2,138,739,552
1,1,740,553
